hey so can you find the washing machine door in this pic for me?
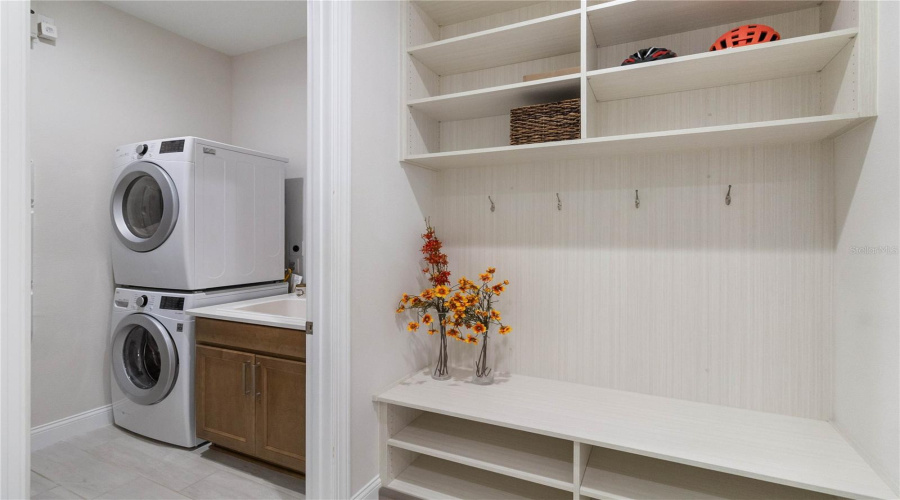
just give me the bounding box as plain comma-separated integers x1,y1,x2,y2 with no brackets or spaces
111,161,179,252
111,314,178,405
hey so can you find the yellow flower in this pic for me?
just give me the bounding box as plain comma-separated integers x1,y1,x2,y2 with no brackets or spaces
466,334,478,345
434,285,450,298
401,293,410,304
427,329,437,336
473,323,486,334
499,325,512,335
503,280,509,285
491,284,505,295
420,289,435,300
490,310,501,321
486,267,496,274
448,329,460,338
479,273,492,282
422,314,433,324
396,306,405,314
407,322,420,331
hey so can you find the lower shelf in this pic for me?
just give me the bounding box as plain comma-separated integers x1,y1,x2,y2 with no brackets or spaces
386,455,571,500
580,447,836,500
404,114,866,169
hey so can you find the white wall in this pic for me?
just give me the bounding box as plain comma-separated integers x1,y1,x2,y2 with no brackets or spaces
232,38,307,179
348,1,435,494
832,0,900,493
29,1,233,426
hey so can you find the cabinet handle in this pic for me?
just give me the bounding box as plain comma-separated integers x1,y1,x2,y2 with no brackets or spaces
242,361,250,395
253,362,260,398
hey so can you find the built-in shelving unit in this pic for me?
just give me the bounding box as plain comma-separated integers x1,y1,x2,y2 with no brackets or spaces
377,370,896,500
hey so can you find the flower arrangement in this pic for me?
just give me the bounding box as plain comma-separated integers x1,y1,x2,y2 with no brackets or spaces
397,220,512,383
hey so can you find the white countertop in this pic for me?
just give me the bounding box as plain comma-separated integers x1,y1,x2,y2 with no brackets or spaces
186,293,307,330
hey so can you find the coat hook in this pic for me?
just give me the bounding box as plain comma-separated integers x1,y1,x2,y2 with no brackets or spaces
556,193,562,211
725,185,732,206
635,189,640,209
488,195,495,213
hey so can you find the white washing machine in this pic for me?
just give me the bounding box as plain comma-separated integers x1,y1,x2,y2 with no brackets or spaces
110,282,287,447
110,137,287,291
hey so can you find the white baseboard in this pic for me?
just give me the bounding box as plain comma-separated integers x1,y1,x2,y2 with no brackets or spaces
31,404,113,451
351,475,381,500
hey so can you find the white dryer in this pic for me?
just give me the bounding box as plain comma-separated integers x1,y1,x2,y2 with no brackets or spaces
110,137,287,291
110,282,288,447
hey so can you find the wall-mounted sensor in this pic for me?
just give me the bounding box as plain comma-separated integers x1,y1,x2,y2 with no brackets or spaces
37,22,57,41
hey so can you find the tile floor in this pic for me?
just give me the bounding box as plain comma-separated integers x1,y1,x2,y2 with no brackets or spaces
31,426,305,500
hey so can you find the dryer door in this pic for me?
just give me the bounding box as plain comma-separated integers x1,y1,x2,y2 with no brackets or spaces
111,314,178,405
111,161,179,252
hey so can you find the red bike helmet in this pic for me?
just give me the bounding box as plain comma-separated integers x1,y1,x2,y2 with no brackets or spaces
621,47,677,66
710,24,780,51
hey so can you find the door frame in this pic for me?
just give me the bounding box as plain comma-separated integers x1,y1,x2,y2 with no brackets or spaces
1,1,353,498
0,1,32,498
305,1,353,498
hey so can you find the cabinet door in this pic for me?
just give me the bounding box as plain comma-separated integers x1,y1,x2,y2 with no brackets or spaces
196,345,256,455
254,355,306,472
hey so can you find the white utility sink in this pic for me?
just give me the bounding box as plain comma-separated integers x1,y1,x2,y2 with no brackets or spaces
186,293,307,330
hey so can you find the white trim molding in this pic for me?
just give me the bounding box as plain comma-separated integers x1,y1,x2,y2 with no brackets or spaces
31,405,114,452
306,1,352,498
351,476,381,500
1,1,33,498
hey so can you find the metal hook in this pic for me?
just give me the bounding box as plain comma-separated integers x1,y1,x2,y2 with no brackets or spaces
488,196,495,213
635,190,640,209
725,185,732,206
556,193,562,211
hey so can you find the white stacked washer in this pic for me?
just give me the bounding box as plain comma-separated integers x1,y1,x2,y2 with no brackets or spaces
109,137,289,447
110,283,287,447
110,137,287,291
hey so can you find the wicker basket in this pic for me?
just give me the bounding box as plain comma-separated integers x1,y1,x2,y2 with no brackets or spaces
510,98,580,145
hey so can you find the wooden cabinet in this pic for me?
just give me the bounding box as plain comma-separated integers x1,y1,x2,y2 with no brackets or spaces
195,318,306,473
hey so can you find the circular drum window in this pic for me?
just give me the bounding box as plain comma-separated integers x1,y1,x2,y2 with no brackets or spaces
122,175,164,239
122,325,163,390
110,161,179,252
111,314,178,405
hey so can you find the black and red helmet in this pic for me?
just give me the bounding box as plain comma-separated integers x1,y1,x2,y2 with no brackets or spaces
620,47,677,66
710,24,780,51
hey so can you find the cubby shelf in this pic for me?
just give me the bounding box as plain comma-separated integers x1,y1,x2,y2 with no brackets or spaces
404,114,866,170
389,455,572,500
586,0,819,47
376,369,896,499
388,412,574,491
587,28,858,102
408,9,581,75
408,74,580,121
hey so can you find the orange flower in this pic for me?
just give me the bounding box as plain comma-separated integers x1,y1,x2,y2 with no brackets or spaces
422,314,433,324
434,285,450,298
479,273,492,282
410,297,422,306
490,310,501,321
395,306,405,314
407,322,420,332
427,329,437,336
465,334,478,345
473,323,486,334
492,284,505,294
420,289,435,300
499,325,512,335
401,293,410,304
448,329,460,338
486,267,496,274
503,280,509,285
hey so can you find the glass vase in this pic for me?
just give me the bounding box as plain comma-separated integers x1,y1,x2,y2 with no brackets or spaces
473,332,494,385
431,314,451,381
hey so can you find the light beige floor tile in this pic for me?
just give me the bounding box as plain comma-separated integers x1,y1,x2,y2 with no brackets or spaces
64,425,128,452
87,436,218,492
97,477,189,500
32,486,84,499
193,447,305,497
31,471,57,497
180,471,301,500
32,442,138,499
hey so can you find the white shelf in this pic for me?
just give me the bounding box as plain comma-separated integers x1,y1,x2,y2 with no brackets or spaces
404,114,866,170
408,10,581,75
580,447,835,500
587,0,820,47
387,455,571,500
587,29,858,102
375,369,896,499
408,74,580,121
413,1,543,27
389,412,574,491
